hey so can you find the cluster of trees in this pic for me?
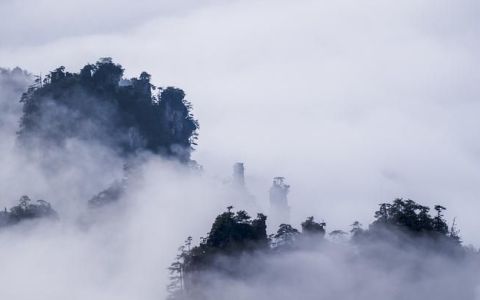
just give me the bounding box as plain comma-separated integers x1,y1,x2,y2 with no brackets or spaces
168,198,461,299
15,58,200,207
352,198,460,246
18,58,199,162
167,207,327,299
168,208,269,297
0,195,58,227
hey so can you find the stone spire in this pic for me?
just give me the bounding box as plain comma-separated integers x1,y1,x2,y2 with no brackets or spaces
269,177,290,224
232,162,245,188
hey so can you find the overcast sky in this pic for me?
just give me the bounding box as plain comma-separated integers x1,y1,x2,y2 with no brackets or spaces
1,0,480,244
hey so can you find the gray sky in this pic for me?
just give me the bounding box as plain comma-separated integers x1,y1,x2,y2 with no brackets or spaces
1,0,480,244
1,2,480,299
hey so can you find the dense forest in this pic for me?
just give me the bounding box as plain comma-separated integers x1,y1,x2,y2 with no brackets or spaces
0,196,57,227
167,198,464,300
0,59,200,223
18,58,198,162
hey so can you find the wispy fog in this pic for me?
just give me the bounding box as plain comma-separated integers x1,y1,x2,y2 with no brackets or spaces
0,1,479,299
1,0,478,243
180,240,480,300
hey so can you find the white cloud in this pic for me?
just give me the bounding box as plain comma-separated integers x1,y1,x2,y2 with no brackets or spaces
0,1,480,298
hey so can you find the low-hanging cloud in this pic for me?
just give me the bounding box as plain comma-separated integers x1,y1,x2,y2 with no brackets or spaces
1,0,478,243
178,240,480,300
0,1,480,299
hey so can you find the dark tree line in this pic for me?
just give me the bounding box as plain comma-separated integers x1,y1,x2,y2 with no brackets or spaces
0,195,58,227
18,58,199,162
167,208,327,299
168,198,462,299
352,198,460,246
15,59,200,208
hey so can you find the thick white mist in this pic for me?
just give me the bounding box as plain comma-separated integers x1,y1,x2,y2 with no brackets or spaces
0,1,479,298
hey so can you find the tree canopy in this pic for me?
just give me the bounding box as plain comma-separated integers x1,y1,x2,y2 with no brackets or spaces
168,199,463,299
18,58,199,162
0,195,58,227
355,198,461,244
